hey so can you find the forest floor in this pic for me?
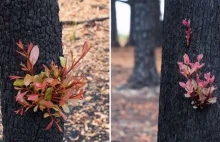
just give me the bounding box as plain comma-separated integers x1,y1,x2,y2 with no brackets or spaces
111,47,161,142
58,0,109,141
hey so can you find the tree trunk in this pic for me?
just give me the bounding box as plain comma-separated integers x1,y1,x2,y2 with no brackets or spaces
158,1,220,141
152,0,162,47
0,0,63,141
111,0,120,47
125,1,136,47
128,0,159,89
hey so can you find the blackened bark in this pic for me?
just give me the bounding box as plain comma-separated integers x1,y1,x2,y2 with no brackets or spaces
158,1,220,142
111,0,120,47
0,0,63,141
125,1,136,47
128,0,159,88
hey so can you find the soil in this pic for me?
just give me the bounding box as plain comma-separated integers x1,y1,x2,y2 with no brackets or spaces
111,47,161,142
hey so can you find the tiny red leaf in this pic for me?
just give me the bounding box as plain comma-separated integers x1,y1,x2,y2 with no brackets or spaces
45,121,53,130
27,43,33,55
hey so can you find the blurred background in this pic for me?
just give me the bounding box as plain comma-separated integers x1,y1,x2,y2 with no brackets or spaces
111,0,164,141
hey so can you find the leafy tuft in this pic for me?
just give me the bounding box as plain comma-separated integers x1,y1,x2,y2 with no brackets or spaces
10,41,92,132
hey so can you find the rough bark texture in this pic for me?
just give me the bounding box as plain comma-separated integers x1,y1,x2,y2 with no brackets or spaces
158,1,220,141
128,0,159,88
125,0,136,47
0,0,64,141
111,0,120,47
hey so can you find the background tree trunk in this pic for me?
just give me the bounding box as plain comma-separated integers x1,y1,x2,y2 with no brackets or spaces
158,1,220,141
152,0,162,47
125,0,136,47
111,0,120,47
0,0,63,141
128,0,159,89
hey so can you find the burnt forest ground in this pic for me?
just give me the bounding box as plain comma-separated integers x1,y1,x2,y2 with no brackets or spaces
111,47,161,142
0,0,109,142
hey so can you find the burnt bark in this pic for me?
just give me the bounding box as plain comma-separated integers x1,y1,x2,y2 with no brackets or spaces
158,0,220,142
111,0,120,47
128,0,159,88
0,0,63,141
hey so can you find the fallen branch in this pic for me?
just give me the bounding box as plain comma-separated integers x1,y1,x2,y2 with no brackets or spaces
61,17,109,25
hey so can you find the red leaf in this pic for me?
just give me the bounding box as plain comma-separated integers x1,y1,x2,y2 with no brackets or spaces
70,89,84,100
16,40,24,50
27,43,33,55
27,60,32,72
59,109,67,120
40,100,54,108
82,41,89,53
27,94,38,101
33,80,47,92
20,109,24,115
16,91,29,105
46,78,58,87
56,119,61,124
21,67,28,71
9,75,23,80
30,45,39,65
45,121,53,130
57,124,63,132
59,89,72,106
14,109,20,114
16,51,26,57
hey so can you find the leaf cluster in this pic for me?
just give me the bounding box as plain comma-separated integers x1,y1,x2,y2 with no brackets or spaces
10,41,92,132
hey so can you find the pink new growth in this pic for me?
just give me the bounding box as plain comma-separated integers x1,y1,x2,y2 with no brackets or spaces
182,19,192,47
178,54,217,109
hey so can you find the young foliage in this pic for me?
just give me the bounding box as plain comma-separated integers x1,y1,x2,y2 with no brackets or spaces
10,41,92,132
177,54,217,109
182,19,192,47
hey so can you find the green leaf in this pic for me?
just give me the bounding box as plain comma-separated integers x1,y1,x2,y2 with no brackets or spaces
44,113,50,118
184,94,190,98
53,105,59,111
34,75,43,83
40,100,54,108
208,97,217,104
52,112,60,117
34,105,38,112
59,56,66,67
24,74,33,86
62,104,70,113
13,79,25,87
192,79,197,89
45,87,53,101
193,106,198,109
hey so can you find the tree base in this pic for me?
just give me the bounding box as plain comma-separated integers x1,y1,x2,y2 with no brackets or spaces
111,41,121,48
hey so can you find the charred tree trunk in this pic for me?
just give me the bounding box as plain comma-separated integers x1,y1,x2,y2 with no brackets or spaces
111,0,120,47
125,1,136,47
158,1,220,141
128,0,159,89
0,0,63,141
